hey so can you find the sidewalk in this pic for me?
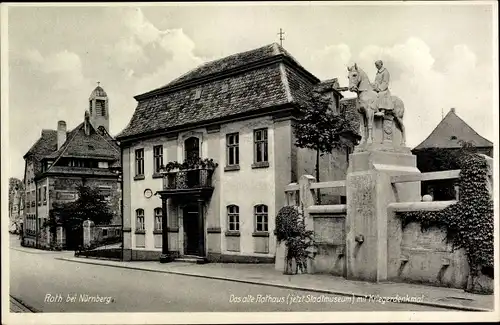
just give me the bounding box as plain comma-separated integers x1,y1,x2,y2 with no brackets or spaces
56,256,494,311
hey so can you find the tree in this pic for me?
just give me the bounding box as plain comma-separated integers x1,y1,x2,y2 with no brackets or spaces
414,140,478,200
294,90,353,202
47,185,113,231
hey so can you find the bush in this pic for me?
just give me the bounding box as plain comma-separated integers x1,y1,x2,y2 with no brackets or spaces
276,206,317,274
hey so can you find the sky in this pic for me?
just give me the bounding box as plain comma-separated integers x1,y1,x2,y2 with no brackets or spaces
5,2,497,180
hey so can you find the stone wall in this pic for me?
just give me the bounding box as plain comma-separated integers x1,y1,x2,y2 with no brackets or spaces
312,213,346,276
390,221,469,288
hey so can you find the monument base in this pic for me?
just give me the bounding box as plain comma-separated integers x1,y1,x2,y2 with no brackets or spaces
346,148,421,282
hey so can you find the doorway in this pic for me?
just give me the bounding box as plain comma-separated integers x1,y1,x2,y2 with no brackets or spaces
183,204,201,256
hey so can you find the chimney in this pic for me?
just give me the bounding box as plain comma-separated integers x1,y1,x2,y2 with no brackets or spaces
450,107,456,113
84,111,91,136
57,120,67,150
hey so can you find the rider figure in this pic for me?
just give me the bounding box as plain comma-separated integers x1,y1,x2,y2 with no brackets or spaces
373,60,393,117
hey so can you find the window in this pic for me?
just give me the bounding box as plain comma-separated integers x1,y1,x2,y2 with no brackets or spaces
103,229,108,237
226,133,239,166
135,149,144,176
254,204,268,232
254,129,268,163
37,188,41,206
43,186,47,204
136,209,145,231
184,137,200,161
227,205,240,231
98,161,109,169
154,208,163,231
153,145,163,174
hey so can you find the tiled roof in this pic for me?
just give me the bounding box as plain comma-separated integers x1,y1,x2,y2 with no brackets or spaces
46,122,120,161
118,63,291,139
340,97,360,135
413,108,493,150
24,130,60,160
154,43,305,91
117,43,356,141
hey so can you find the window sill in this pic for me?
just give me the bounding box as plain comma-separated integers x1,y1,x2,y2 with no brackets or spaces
134,175,145,181
43,202,47,206
225,231,241,237
224,165,240,172
123,227,132,232
134,230,146,234
167,226,179,232
252,232,269,237
153,230,162,234
251,161,269,169
152,173,163,179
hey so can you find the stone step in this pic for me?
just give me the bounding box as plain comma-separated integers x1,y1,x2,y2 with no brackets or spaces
175,256,208,264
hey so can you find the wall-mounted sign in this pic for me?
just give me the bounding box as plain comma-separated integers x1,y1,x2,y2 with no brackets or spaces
144,189,153,199
56,191,77,201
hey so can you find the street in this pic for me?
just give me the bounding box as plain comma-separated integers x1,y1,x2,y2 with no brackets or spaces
9,236,450,312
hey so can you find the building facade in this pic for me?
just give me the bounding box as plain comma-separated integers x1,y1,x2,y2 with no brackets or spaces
413,107,493,200
22,86,122,250
117,43,358,262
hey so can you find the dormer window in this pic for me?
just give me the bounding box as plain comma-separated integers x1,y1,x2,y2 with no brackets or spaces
88,145,95,150
450,136,457,140
194,88,202,100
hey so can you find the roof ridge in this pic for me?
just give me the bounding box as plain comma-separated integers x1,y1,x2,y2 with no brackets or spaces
144,43,285,95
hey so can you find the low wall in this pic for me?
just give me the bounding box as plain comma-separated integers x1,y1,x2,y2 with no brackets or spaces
311,205,346,276
387,201,492,290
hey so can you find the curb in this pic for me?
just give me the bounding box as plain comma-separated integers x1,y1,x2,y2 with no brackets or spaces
10,296,39,313
56,257,491,312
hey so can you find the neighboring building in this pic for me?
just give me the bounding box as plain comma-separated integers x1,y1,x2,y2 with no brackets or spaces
22,85,122,250
116,43,358,262
413,107,493,200
413,107,493,157
9,178,24,233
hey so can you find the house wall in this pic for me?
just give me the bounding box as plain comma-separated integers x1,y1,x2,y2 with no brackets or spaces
22,159,37,247
218,116,276,261
121,113,352,262
122,135,174,260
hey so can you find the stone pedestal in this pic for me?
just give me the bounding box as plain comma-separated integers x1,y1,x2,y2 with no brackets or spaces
346,147,421,282
356,115,405,153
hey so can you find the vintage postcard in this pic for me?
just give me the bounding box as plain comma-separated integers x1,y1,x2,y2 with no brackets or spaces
2,1,498,324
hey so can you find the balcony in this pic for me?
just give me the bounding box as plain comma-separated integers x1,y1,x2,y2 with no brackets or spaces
159,168,215,199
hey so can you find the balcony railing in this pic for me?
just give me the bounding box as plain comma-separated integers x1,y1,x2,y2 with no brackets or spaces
162,168,214,191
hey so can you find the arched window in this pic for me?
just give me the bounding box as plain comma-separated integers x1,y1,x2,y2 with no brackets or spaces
136,209,145,231
254,204,268,232
227,205,239,231
154,207,163,231
184,137,200,161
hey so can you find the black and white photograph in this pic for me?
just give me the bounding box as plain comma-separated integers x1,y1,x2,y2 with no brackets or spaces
2,1,498,324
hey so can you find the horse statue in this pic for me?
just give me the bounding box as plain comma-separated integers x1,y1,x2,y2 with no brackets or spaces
347,63,406,147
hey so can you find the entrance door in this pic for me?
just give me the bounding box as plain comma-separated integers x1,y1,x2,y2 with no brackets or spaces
183,204,200,256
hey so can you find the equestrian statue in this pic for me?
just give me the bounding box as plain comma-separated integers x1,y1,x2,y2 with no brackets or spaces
347,61,406,147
